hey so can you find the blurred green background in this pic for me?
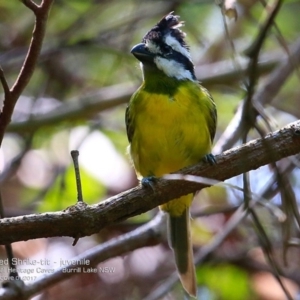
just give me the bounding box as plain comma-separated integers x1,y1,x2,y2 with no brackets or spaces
0,0,300,299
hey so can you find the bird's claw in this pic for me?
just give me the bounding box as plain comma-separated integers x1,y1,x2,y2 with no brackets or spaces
204,153,216,165
141,176,157,191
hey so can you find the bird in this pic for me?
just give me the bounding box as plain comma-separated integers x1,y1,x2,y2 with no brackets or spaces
125,12,217,298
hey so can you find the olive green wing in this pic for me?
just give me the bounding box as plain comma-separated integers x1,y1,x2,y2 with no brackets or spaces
125,105,134,143
202,87,217,143
208,96,217,143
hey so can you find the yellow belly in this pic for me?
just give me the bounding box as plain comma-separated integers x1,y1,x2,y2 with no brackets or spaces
129,82,213,216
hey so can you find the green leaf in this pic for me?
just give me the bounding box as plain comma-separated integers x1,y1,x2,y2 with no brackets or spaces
37,166,106,212
196,263,254,300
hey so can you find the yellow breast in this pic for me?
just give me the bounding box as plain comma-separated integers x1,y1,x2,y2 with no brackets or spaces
129,81,213,179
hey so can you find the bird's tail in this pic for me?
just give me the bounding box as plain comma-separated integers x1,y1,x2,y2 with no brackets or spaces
169,208,197,298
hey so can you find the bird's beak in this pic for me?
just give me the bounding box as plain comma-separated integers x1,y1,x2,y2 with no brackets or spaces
131,43,155,62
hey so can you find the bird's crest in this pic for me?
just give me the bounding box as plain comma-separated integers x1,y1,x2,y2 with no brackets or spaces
132,12,195,81
142,12,189,52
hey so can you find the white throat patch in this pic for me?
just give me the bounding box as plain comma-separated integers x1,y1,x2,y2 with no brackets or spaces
143,31,195,81
154,56,195,81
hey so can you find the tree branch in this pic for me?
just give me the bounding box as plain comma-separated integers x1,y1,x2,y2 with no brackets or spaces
7,83,136,133
214,37,300,153
0,67,10,99
22,0,39,13
5,52,282,135
241,0,283,135
0,212,166,300
0,0,53,144
0,120,298,244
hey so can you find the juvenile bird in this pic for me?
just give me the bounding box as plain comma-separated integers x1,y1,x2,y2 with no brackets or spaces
126,13,217,297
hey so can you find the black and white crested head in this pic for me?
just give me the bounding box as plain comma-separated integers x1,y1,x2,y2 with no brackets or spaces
131,13,196,81
142,13,189,58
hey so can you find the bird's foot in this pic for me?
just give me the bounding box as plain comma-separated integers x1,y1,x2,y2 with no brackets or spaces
204,153,216,165
141,176,157,191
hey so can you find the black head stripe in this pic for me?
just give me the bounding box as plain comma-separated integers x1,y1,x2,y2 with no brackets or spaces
142,12,188,51
140,13,196,80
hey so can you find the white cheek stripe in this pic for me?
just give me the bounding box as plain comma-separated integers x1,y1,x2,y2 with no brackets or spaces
164,34,191,60
145,40,161,54
154,56,195,81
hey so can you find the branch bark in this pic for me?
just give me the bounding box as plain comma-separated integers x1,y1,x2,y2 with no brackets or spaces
0,120,299,244
0,212,166,300
0,0,53,144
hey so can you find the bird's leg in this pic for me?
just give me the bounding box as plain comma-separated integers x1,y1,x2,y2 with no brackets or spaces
141,176,157,191
203,153,216,165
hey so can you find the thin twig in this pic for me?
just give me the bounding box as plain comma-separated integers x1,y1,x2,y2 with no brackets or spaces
259,0,300,80
71,150,84,203
0,0,54,144
22,0,39,13
242,0,283,133
0,67,10,99
214,37,300,153
250,209,293,300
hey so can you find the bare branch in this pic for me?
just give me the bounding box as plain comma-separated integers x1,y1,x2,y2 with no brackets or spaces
242,0,283,137
0,120,298,244
214,37,300,153
22,0,39,13
11,0,53,99
6,52,282,135
0,0,53,144
0,67,10,99
0,212,166,300
7,83,136,134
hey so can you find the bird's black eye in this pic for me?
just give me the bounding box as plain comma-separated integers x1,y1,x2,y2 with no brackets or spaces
161,44,173,56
